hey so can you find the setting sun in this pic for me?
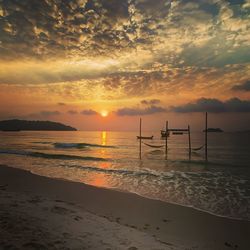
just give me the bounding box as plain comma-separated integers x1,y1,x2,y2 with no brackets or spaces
100,110,108,117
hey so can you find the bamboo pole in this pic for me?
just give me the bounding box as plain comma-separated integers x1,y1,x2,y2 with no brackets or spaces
188,125,191,159
139,117,142,159
165,120,168,156
205,112,208,161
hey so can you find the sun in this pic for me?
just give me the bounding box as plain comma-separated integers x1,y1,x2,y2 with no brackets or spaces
100,110,108,117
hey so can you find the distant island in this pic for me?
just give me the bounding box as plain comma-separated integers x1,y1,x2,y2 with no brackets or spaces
0,119,77,131
203,128,223,133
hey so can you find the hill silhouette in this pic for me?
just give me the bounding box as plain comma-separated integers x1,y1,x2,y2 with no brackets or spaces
0,119,77,131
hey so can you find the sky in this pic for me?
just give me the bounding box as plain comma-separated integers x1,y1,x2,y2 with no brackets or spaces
0,0,250,131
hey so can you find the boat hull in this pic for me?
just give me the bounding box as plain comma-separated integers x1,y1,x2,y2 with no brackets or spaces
137,136,153,140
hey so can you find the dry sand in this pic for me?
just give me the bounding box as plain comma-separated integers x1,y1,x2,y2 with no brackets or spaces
0,164,249,250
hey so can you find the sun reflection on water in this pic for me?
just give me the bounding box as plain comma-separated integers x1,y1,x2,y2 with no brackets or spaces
87,173,109,187
101,131,107,146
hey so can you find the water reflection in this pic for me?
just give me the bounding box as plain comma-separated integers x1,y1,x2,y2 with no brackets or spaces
101,131,107,146
88,173,108,187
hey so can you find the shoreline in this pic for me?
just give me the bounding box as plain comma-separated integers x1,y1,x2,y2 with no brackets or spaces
1,164,250,249
6,163,250,222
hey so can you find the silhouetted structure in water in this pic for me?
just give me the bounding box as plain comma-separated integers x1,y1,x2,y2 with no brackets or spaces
0,119,77,131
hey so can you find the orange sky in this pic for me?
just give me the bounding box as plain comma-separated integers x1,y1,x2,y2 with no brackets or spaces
0,0,250,131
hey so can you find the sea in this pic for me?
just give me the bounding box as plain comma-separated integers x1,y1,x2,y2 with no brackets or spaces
0,130,249,221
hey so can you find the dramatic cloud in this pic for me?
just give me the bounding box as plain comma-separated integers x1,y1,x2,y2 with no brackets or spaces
58,102,66,106
0,0,250,129
141,99,161,105
81,109,98,115
116,105,166,116
0,0,250,102
1,0,249,66
170,98,250,113
232,80,250,91
28,110,61,117
67,110,78,115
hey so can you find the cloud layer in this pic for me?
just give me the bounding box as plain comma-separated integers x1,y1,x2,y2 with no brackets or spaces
232,80,250,91
170,98,250,113
1,0,250,92
116,105,166,116
0,0,249,126
1,0,249,63
81,109,98,115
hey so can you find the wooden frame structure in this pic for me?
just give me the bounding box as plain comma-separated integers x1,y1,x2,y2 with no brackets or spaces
139,118,142,159
165,123,191,159
139,112,208,161
138,119,191,160
205,112,208,161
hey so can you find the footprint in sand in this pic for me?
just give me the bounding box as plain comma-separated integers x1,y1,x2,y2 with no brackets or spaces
128,247,138,250
0,184,8,190
224,241,239,249
51,205,74,215
22,242,47,249
163,219,170,223
28,196,43,204
74,215,82,221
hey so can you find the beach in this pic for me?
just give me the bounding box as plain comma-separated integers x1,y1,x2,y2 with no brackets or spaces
1,164,249,250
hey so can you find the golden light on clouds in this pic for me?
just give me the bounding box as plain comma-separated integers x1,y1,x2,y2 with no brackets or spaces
0,0,250,130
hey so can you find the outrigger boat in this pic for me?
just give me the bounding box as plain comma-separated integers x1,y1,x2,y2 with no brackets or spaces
172,131,183,135
160,130,170,137
137,135,153,140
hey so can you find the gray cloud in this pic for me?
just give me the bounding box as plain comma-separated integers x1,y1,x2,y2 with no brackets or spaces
67,110,78,115
28,110,61,117
116,105,166,116
141,99,161,105
81,109,97,115
0,0,250,104
170,98,250,113
0,0,249,67
0,0,133,59
231,80,250,91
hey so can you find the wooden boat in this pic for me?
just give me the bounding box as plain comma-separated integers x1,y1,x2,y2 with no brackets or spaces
137,135,153,140
203,128,223,133
160,130,170,137
172,132,183,135
143,142,164,148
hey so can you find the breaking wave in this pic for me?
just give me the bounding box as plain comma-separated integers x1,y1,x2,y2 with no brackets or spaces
0,149,108,161
53,142,116,149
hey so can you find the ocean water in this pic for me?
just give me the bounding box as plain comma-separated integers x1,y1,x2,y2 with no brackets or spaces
0,130,250,221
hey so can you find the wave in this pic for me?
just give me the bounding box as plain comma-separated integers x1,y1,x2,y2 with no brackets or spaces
0,149,108,162
32,141,117,149
54,142,116,149
32,142,52,144
169,158,248,169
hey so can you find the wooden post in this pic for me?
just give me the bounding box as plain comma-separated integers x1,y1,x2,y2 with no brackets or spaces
165,120,168,156
188,125,191,159
139,117,142,159
205,112,208,161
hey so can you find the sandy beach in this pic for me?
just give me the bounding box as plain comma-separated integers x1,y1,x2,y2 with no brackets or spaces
0,164,249,250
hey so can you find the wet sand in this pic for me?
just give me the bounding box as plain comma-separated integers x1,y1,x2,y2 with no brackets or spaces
0,164,249,250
